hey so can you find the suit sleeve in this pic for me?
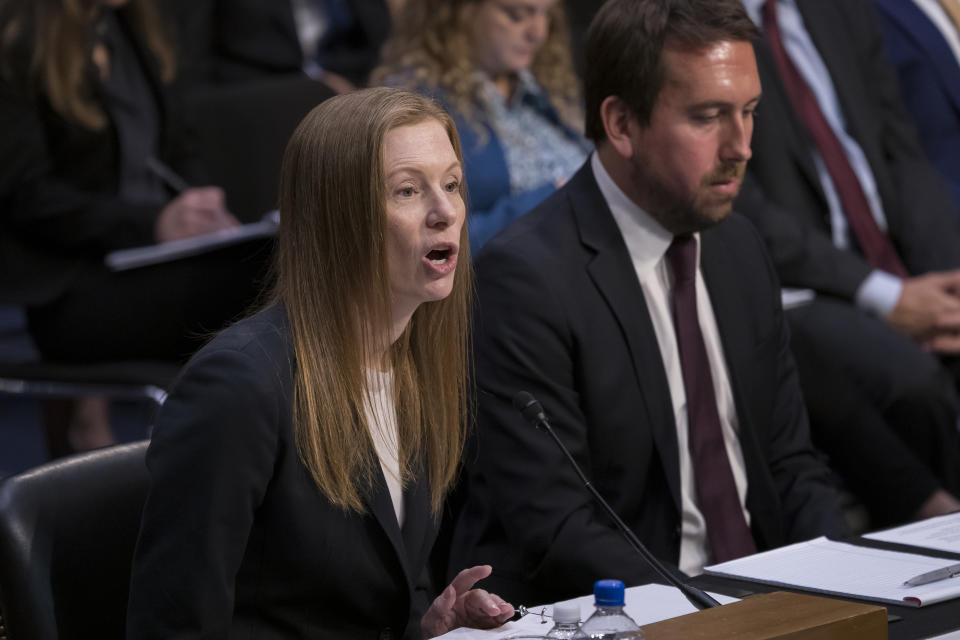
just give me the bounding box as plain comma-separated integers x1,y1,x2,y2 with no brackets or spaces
127,342,280,639
471,246,677,590
0,79,160,255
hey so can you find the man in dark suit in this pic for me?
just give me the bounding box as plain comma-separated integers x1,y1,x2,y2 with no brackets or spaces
449,0,848,606
735,0,960,522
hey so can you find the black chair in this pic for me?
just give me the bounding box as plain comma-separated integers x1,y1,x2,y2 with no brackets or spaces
0,303,177,458
0,359,177,458
0,360,176,407
0,441,149,640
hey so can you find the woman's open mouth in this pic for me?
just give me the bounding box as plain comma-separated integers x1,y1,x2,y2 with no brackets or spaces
423,243,458,275
427,247,452,264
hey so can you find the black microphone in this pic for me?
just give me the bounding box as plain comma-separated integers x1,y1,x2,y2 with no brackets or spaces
512,390,721,610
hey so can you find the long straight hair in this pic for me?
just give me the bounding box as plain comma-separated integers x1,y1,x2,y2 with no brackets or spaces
275,87,473,515
0,0,176,129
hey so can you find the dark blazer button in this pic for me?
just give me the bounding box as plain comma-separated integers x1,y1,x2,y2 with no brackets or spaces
379,628,393,640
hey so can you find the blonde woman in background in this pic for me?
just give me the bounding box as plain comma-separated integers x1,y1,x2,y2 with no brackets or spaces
374,0,591,251
127,87,514,639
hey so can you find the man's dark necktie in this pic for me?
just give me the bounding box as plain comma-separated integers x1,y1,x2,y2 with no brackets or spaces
667,235,757,563
762,0,908,277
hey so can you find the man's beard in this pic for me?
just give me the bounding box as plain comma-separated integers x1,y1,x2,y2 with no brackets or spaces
630,154,744,236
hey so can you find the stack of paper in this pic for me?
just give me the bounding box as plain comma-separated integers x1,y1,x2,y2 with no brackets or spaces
704,536,960,607
865,511,960,554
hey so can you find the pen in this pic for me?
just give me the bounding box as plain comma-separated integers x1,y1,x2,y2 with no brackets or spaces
903,562,960,586
146,156,190,194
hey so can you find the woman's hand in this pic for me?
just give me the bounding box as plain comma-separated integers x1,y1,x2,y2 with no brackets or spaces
155,187,239,243
421,565,514,639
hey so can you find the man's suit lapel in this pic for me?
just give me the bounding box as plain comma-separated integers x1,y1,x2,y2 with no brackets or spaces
875,0,960,114
700,227,780,544
699,232,755,450
566,164,682,515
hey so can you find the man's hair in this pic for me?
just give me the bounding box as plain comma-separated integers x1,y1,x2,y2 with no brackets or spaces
584,0,759,141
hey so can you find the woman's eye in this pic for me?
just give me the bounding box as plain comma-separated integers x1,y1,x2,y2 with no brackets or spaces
398,187,415,197
444,180,459,192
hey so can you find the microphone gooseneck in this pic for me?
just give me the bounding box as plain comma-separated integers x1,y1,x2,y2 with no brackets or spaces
512,390,721,611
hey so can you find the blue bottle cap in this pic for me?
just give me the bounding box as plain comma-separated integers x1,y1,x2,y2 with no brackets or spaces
593,579,625,607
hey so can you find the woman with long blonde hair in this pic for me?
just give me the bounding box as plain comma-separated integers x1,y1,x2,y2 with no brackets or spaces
127,87,514,639
373,0,591,251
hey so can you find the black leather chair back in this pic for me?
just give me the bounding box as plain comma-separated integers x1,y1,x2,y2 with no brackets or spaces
0,441,149,640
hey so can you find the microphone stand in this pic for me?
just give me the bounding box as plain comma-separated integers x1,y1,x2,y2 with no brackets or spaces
514,391,721,611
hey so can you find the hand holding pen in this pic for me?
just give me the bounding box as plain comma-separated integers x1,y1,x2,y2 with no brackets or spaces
147,157,239,243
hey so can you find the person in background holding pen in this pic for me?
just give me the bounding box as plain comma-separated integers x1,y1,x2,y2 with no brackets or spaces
0,0,265,453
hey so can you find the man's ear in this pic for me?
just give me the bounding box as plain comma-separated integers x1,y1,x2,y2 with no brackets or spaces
600,95,638,160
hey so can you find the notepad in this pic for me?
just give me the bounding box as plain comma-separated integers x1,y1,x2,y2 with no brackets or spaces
865,512,960,554
704,536,960,607
105,211,278,271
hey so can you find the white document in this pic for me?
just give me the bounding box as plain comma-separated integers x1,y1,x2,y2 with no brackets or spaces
865,512,960,554
432,583,738,639
704,536,960,607
105,211,279,271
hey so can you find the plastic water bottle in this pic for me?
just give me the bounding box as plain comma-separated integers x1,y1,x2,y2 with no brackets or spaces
545,601,588,639
579,579,645,639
